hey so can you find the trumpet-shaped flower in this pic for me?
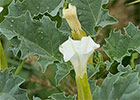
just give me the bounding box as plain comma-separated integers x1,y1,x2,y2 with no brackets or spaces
59,36,100,77
0,7,3,13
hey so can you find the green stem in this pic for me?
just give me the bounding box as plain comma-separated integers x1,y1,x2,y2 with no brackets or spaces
76,73,92,100
127,0,140,5
130,52,138,69
14,59,26,76
63,0,68,9
88,54,93,65
98,52,103,62
0,40,8,71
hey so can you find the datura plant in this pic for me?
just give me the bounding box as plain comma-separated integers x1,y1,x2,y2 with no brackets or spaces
63,4,95,65
0,0,140,100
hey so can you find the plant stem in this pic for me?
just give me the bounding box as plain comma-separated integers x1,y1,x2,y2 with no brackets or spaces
0,40,8,71
14,59,26,76
127,0,140,5
76,73,92,100
130,52,138,69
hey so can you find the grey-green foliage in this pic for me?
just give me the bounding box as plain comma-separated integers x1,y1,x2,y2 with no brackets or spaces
8,0,64,17
88,61,112,79
0,0,12,6
55,63,73,85
135,64,140,73
33,97,42,100
0,12,67,72
49,92,76,100
60,0,117,36
0,69,28,100
104,23,140,61
93,65,140,100
33,93,76,100
0,0,140,99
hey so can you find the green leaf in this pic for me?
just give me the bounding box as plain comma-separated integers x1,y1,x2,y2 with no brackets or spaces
0,0,12,6
8,0,65,17
88,61,111,79
93,71,140,100
33,97,42,100
0,69,28,100
60,0,117,36
0,40,8,71
104,23,140,61
59,19,71,36
55,63,73,85
118,64,132,74
9,36,21,56
118,64,140,75
49,92,76,100
87,64,100,79
0,12,67,72
89,80,97,97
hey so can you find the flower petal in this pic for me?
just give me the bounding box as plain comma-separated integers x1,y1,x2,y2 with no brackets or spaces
0,7,3,13
80,36,100,54
59,37,75,62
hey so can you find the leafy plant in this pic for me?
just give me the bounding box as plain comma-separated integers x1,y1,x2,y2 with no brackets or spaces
0,0,140,100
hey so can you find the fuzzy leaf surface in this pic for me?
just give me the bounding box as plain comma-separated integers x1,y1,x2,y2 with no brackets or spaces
94,71,140,100
49,92,76,100
0,12,67,72
104,23,140,61
0,70,28,100
88,61,111,79
55,63,73,85
8,0,64,17
33,97,42,100
0,0,11,6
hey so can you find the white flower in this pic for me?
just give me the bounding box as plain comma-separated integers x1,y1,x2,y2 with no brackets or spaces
63,4,81,33
0,7,3,13
59,36,100,77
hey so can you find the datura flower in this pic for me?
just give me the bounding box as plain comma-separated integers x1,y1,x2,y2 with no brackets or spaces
63,4,86,40
0,7,3,13
59,36,100,78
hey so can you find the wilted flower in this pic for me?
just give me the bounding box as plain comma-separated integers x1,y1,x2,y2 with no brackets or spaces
63,4,86,40
63,4,81,33
0,7,3,13
59,36,100,77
